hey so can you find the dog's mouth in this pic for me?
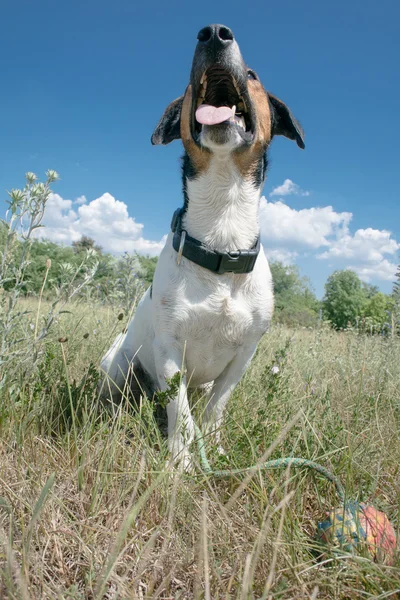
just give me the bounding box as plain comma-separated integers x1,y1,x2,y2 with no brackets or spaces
192,66,254,144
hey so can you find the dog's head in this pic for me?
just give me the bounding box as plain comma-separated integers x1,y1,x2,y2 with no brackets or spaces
151,24,304,184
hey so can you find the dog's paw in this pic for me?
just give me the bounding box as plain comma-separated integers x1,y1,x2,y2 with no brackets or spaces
167,437,195,473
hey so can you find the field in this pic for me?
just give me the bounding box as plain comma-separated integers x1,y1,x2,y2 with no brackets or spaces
1,300,400,599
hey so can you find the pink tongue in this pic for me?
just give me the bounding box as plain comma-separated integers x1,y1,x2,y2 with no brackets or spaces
195,104,233,125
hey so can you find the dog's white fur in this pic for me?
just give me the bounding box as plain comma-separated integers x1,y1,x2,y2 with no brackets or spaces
101,139,273,465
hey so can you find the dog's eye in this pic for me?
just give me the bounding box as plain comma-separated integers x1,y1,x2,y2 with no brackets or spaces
247,70,257,80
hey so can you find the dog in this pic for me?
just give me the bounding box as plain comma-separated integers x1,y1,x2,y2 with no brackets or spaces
100,24,305,467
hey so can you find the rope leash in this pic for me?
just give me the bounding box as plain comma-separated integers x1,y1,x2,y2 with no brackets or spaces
193,424,345,503
193,426,397,563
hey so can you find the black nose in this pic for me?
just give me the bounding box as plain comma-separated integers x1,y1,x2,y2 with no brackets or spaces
197,24,234,48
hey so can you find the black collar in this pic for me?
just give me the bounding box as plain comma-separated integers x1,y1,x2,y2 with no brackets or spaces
170,208,260,275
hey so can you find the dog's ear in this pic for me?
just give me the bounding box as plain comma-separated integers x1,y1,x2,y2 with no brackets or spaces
268,94,305,149
151,96,184,145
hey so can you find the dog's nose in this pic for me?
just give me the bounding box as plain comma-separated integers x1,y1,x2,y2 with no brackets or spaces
197,24,234,49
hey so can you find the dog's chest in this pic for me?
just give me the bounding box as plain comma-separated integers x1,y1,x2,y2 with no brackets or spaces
181,294,257,383
178,288,258,348
154,265,270,383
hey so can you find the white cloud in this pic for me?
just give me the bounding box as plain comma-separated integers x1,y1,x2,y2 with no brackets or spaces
74,195,87,205
317,228,399,282
36,192,166,256
350,260,398,283
270,179,309,197
318,228,400,262
259,195,399,283
259,197,351,249
38,193,79,244
78,193,143,239
264,248,298,265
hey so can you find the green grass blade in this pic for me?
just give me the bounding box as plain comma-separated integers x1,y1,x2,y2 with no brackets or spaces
24,472,55,558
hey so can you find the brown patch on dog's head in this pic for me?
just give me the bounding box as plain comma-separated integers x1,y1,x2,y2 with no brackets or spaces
232,77,272,180
248,78,274,145
232,77,305,181
180,85,211,174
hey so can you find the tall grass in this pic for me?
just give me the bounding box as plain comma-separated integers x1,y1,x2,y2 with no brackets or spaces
0,172,99,392
0,300,400,598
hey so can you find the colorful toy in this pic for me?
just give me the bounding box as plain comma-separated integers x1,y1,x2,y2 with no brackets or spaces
317,501,397,564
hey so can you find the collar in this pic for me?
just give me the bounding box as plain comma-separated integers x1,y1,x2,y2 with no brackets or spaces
170,208,260,275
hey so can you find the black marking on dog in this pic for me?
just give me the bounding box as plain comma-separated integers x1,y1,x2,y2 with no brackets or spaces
181,152,198,210
124,360,168,437
151,96,183,146
128,360,154,401
253,150,268,189
268,94,305,149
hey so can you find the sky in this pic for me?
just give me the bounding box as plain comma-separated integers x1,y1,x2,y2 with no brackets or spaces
1,0,399,297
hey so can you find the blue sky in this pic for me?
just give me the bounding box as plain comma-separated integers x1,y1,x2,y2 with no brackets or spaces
1,0,399,297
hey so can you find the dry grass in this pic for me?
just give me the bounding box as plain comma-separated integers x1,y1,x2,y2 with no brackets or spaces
1,301,400,598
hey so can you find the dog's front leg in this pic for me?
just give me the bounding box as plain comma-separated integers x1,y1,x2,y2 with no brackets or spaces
153,337,195,467
204,343,257,446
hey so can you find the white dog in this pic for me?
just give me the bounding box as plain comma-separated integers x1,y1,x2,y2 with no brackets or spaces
100,24,305,466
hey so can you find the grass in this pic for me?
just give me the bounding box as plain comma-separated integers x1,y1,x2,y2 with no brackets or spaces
1,300,400,598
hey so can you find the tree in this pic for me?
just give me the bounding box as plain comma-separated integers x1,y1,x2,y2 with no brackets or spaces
72,235,102,254
362,282,379,299
269,261,320,327
363,292,392,326
322,270,366,329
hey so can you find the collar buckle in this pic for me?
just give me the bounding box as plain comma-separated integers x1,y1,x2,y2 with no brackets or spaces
217,245,259,275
